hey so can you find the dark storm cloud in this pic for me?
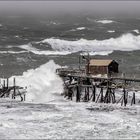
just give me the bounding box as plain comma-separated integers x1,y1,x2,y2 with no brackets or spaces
0,1,140,17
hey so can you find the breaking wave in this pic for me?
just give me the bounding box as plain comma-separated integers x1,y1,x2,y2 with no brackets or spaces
107,30,115,33
10,60,64,102
95,19,114,24
0,51,27,54
133,29,139,34
6,33,140,56
70,27,86,32
14,44,70,55
40,33,140,54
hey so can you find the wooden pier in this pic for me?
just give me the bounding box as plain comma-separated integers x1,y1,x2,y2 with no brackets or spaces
0,77,26,101
56,67,140,106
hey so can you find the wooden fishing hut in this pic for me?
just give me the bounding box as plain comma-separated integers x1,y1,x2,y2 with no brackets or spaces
87,59,119,76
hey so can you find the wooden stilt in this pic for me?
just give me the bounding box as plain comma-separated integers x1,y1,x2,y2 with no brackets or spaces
121,95,124,106
87,87,90,101
3,80,5,89
100,87,104,103
131,92,136,106
13,78,16,99
123,88,127,106
133,92,136,104
116,95,123,104
24,94,26,101
108,88,111,103
95,90,100,103
104,88,109,103
76,85,80,102
68,87,73,100
7,78,9,89
92,85,96,102
111,89,116,103
84,88,87,101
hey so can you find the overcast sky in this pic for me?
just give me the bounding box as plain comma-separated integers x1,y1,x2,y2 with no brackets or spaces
0,1,140,17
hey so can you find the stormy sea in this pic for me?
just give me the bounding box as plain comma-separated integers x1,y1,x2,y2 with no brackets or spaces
0,15,140,77
0,15,140,139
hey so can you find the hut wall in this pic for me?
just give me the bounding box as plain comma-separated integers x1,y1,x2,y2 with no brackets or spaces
89,66,108,75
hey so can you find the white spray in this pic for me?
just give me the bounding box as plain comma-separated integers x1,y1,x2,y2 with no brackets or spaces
10,60,64,102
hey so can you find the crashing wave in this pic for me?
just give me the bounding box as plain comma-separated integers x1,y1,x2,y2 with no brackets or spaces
10,60,64,102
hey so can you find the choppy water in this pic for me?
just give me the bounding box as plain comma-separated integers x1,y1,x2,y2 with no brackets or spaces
0,99,140,139
0,16,140,77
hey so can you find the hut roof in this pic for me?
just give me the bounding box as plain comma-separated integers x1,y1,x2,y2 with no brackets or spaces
89,59,115,66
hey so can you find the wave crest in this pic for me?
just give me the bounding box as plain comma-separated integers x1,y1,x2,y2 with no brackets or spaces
41,33,140,54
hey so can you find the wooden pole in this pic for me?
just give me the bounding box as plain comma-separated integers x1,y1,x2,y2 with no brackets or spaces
92,85,96,102
76,85,80,102
123,88,127,106
104,88,109,103
100,87,104,103
121,95,123,106
3,80,5,89
13,77,16,99
104,80,110,103
111,89,116,103
108,88,111,103
123,88,125,106
87,87,89,101
133,92,136,104
24,94,26,101
84,88,87,101
7,78,9,89
96,88,102,103
131,92,136,106
68,87,73,100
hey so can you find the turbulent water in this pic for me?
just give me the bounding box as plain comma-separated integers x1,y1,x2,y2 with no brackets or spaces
0,15,140,138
